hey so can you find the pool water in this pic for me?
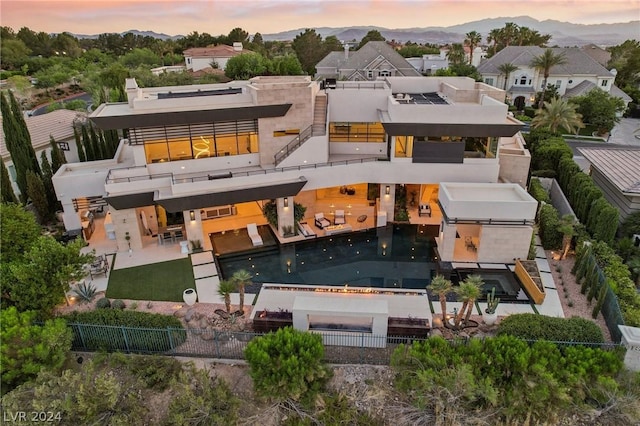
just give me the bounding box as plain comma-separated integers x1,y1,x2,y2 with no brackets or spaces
454,270,529,303
218,224,438,289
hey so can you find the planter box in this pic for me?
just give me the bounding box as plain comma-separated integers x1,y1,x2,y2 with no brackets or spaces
387,317,430,338
252,311,293,333
515,259,545,304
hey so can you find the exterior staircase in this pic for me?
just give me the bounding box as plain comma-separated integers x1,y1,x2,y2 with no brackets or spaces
273,94,328,166
312,93,327,136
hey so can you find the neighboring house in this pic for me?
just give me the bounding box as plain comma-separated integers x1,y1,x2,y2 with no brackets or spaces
183,42,251,72
150,65,187,76
577,147,640,222
477,46,630,110
53,75,533,265
315,41,422,81
1,109,85,196
407,50,450,75
580,44,612,67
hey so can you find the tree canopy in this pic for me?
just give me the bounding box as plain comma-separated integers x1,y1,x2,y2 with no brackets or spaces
571,88,626,135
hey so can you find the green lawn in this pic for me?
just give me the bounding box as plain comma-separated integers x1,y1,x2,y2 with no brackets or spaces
105,257,195,302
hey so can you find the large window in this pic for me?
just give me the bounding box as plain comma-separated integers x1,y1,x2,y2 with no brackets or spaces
329,122,385,143
395,135,497,159
140,120,259,164
395,135,413,157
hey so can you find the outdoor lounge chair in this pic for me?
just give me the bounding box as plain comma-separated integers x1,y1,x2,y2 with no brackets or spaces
419,203,431,217
247,223,263,246
314,213,331,229
334,210,346,225
298,222,317,238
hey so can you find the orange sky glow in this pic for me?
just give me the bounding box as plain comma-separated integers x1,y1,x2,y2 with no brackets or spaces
1,0,638,36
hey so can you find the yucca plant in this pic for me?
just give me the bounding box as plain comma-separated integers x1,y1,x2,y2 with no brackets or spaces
73,281,97,303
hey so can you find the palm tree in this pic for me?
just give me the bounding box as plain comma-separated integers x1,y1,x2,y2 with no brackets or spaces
427,275,453,323
557,215,577,260
464,31,482,65
530,49,567,109
501,22,519,47
454,274,483,327
231,269,252,314
497,62,519,91
217,279,236,313
446,43,466,67
487,29,501,56
531,98,584,135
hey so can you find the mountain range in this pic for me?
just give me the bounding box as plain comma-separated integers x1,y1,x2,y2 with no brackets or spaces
74,16,639,46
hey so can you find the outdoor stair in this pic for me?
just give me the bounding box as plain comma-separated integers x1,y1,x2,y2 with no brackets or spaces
312,93,327,136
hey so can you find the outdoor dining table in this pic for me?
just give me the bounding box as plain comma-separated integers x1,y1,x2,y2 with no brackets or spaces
158,225,185,244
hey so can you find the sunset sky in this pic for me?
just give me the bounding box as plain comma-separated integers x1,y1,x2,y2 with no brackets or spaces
1,0,639,36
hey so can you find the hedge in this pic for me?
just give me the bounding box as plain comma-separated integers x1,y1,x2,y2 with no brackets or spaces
63,310,187,353
497,313,604,343
538,203,562,249
528,178,551,204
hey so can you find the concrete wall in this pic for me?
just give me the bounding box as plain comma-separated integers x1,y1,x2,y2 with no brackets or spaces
328,87,390,122
477,225,533,263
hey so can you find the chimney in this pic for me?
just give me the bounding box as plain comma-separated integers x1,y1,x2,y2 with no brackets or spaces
233,42,243,51
344,42,349,60
125,78,139,107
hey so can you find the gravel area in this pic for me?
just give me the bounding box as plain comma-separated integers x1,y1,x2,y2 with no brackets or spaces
546,252,612,342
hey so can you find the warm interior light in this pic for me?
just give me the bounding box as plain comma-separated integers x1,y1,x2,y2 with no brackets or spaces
385,185,391,195
189,210,195,221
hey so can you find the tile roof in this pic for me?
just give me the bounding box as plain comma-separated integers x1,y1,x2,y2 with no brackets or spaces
477,46,613,78
580,44,612,67
578,148,640,194
0,109,85,159
562,81,633,102
183,45,251,58
315,41,421,77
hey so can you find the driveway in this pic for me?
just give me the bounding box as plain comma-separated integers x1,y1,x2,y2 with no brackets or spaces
607,118,640,146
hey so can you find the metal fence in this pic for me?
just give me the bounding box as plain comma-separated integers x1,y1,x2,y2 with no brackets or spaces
66,323,622,365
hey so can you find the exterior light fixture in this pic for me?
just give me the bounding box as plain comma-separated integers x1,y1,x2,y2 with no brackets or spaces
189,210,195,221
284,198,289,208
385,185,391,195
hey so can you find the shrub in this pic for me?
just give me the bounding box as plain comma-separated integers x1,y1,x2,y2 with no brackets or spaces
497,313,604,343
112,299,126,310
63,310,186,353
166,366,239,425
96,297,111,309
528,178,551,204
244,326,330,402
538,204,562,249
531,169,556,178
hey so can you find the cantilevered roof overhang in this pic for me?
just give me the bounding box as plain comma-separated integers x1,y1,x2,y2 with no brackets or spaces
104,176,307,213
90,104,292,130
381,121,523,137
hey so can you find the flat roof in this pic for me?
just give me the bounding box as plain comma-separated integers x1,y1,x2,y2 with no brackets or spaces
441,182,531,202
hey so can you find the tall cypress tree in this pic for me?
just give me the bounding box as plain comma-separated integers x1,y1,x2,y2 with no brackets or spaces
80,124,94,161
49,136,67,173
8,91,40,176
73,125,86,162
104,129,120,158
89,124,104,159
40,151,59,216
0,161,18,204
26,170,49,223
1,93,38,202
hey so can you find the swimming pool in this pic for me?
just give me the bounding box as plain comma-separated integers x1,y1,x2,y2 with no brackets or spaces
217,224,438,289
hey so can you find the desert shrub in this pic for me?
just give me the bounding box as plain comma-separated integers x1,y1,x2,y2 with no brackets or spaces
95,297,111,309
112,299,126,310
166,365,239,425
1,359,148,424
496,313,604,343
105,353,183,391
73,282,97,303
391,335,623,424
244,326,330,403
63,310,186,353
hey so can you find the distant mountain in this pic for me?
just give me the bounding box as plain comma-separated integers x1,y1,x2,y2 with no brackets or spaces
70,17,637,46
263,17,639,46
72,29,182,40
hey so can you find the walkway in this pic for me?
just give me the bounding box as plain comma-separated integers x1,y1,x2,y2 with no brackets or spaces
191,251,256,305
